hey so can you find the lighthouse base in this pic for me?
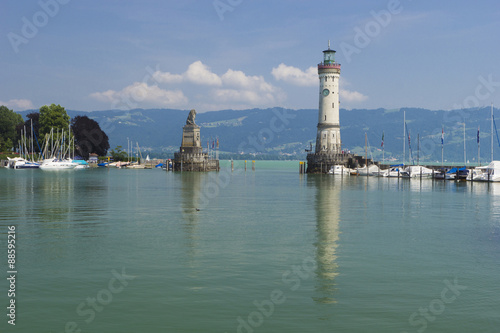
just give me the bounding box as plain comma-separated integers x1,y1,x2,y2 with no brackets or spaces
306,152,376,174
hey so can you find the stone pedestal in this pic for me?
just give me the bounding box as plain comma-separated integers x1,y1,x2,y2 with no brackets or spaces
173,121,219,172
181,124,201,150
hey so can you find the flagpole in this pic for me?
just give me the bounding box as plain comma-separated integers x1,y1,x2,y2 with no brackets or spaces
478,126,480,166
441,126,444,168
382,132,385,166
381,131,385,166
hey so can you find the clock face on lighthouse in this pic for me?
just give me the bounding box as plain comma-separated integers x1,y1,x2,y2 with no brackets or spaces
322,88,330,96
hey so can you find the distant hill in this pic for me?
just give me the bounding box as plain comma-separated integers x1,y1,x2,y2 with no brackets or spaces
18,106,500,163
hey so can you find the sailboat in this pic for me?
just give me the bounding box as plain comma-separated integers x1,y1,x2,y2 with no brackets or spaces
473,104,500,181
8,122,41,169
39,128,78,170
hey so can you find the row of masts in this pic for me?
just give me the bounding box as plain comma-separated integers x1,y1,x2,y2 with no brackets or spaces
18,124,75,162
394,104,496,167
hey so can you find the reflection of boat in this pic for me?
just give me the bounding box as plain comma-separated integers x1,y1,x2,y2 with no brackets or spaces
327,165,351,175
40,158,78,170
400,165,434,178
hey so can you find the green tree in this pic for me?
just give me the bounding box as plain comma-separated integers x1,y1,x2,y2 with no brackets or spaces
71,115,110,159
39,104,70,136
109,146,128,161
0,105,23,152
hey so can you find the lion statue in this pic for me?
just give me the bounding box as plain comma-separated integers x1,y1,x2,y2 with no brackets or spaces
186,109,196,125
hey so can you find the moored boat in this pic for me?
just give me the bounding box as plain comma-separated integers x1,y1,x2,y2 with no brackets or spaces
380,164,404,177
39,158,78,170
473,161,500,182
400,165,434,178
6,157,40,169
328,165,351,175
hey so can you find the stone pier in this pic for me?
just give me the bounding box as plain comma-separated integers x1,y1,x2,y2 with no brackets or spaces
306,152,376,174
172,109,219,172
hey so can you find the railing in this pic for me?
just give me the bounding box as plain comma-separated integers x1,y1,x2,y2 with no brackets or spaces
318,62,341,69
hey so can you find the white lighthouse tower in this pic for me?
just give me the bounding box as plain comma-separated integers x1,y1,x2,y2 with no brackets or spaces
315,41,341,154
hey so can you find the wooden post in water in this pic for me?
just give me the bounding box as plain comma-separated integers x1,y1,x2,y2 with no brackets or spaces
245,160,247,171
252,160,255,171
231,159,234,172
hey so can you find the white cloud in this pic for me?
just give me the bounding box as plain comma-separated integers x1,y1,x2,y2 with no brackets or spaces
340,89,368,103
185,61,222,86
216,69,283,106
0,99,34,111
271,63,317,86
90,82,188,109
214,89,278,106
152,71,183,84
152,60,221,86
222,69,275,92
93,61,283,110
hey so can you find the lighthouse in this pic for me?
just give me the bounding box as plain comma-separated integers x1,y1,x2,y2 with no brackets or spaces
315,41,341,154
306,42,375,173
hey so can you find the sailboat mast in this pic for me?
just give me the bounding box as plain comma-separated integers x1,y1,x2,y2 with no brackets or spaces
463,122,466,166
31,119,34,162
403,110,406,165
365,132,368,167
417,133,420,165
491,103,494,162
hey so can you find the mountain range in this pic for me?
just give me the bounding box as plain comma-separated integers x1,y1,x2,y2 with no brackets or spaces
18,106,500,163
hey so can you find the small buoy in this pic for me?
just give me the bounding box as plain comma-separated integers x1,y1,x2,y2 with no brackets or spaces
196,208,201,211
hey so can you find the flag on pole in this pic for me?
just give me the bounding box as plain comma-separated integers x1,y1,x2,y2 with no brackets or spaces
381,131,384,147
477,126,480,144
441,127,444,145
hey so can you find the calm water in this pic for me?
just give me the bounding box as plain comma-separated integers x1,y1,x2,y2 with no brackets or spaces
0,161,499,332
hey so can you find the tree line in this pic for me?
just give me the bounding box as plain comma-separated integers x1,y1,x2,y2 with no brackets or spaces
0,104,109,159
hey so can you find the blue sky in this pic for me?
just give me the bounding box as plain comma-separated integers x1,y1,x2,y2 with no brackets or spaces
1,0,499,112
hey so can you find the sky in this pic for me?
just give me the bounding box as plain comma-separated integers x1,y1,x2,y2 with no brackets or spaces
1,0,500,113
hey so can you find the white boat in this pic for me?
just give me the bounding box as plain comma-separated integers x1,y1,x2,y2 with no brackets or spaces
72,159,90,169
380,164,404,177
327,165,351,175
433,167,466,180
400,165,434,178
354,164,380,176
39,158,78,170
115,161,130,168
473,161,500,182
6,157,40,169
467,165,488,181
